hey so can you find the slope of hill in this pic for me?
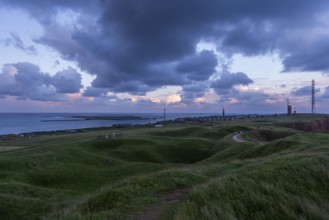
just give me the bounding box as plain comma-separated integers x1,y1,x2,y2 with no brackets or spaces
0,114,328,219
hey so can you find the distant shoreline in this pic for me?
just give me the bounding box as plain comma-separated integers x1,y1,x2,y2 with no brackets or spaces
1,113,327,137
41,115,158,122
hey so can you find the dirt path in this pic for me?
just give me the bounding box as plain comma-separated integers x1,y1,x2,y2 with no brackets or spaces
232,132,245,142
132,189,190,220
131,131,244,219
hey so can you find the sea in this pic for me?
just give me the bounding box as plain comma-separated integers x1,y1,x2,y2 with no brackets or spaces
0,113,216,135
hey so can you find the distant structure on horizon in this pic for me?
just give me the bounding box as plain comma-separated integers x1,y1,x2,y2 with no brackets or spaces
222,107,225,117
287,99,292,116
312,79,316,114
163,108,166,121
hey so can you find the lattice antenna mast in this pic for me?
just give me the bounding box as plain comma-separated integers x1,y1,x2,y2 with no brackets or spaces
287,98,292,116
312,80,315,114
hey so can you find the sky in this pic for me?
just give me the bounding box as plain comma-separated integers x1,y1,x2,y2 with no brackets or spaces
1,0,329,114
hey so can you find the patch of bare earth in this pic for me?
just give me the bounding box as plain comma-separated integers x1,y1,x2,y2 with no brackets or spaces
130,189,190,220
286,118,329,131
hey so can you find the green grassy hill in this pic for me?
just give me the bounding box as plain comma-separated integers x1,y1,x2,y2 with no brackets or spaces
0,114,328,219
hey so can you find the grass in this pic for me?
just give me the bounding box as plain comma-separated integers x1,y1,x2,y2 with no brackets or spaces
174,157,329,220
0,114,328,219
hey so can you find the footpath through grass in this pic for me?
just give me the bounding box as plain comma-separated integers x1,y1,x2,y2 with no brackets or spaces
0,114,328,219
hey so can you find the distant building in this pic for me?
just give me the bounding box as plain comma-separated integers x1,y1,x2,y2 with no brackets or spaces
222,107,225,117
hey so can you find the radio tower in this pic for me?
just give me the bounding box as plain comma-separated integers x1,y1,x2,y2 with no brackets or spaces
287,99,292,116
312,79,315,114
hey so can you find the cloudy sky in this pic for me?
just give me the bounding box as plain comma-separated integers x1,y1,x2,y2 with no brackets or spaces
1,0,329,113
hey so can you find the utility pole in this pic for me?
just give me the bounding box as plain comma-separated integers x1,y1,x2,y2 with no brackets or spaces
287,99,292,116
312,80,315,114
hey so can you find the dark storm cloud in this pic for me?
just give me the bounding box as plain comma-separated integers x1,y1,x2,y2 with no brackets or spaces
281,37,329,73
13,62,52,87
220,20,277,56
0,62,57,101
1,0,329,94
35,24,86,60
212,72,254,90
52,67,83,93
291,86,320,97
176,50,217,81
0,62,83,101
3,33,36,54
83,86,109,97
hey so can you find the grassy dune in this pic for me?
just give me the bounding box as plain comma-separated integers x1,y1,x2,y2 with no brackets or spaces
0,115,328,219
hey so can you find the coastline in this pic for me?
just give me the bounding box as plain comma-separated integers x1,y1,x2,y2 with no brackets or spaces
0,112,214,136
2,112,323,137
0,112,306,138
0,114,211,138
40,115,155,122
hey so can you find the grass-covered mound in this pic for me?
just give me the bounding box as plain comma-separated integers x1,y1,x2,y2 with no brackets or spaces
87,137,213,163
0,115,328,219
247,129,295,142
174,157,329,220
153,125,251,139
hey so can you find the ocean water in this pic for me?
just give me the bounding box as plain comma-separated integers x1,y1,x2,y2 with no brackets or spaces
0,113,214,135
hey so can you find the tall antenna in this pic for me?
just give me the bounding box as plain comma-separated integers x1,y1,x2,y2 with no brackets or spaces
163,108,166,121
312,79,315,114
287,98,292,116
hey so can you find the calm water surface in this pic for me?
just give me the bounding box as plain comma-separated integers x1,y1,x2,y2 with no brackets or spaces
0,113,214,135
